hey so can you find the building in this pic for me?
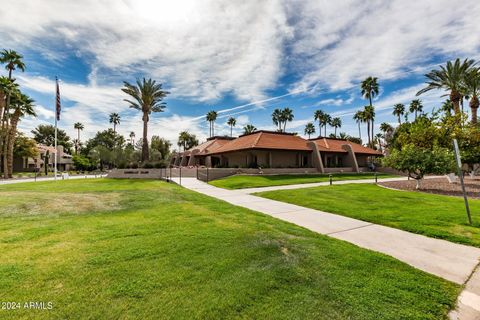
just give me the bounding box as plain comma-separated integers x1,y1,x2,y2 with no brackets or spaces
170,130,381,173
13,144,74,172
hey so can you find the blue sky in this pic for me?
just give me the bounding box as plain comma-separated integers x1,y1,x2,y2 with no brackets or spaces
1,0,479,150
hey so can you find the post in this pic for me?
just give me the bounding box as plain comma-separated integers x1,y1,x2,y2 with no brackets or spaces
170,166,172,181
206,167,209,183
54,116,57,181
375,172,377,183
179,166,182,185
196,166,199,180
453,139,472,225
329,174,332,185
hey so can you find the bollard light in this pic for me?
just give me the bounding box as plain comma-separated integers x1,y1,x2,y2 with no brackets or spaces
329,174,332,185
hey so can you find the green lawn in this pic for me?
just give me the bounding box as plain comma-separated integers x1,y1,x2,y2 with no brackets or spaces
0,179,458,319
257,184,480,248
209,172,397,189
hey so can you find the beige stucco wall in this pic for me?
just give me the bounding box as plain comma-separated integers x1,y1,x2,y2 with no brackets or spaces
217,150,311,168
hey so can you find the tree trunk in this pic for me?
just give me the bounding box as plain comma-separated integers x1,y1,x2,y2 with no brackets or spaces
324,125,326,137
398,115,401,125
230,126,232,137
142,113,149,162
358,123,361,140
371,119,374,147
7,113,20,178
366,121,370,145
416,179,421,189
334,127,337,137
450,91,461,115
470,96,479,125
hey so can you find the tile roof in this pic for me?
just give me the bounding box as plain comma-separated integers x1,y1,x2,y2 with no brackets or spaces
311,138,382,155
183,137,232,155
207,131,311,154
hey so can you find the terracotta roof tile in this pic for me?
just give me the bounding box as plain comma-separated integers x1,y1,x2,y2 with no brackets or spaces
312,138,381,155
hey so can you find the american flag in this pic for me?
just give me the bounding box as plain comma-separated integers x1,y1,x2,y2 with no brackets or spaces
55,77,61,121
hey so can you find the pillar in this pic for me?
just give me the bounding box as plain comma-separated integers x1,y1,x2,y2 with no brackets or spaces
307,141,324,173
342,144,359,173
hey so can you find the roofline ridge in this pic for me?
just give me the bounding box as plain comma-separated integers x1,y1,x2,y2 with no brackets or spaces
252,131,263,148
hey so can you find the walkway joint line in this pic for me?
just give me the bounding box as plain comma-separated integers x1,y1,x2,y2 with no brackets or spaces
326,223,375,235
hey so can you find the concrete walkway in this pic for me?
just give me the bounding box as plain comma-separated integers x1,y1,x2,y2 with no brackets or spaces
0,174,106,185
173,177,480,318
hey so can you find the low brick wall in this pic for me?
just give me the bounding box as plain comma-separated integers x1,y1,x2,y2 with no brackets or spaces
107,169,166,179
197,167,321,182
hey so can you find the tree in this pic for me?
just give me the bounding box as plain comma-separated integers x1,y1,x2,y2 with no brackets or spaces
177,131,198,151
227,117,236,137
417,58,475,116
314,110,325,136
304,122,315,139
109,113,120,134
409,99,423,120
122,78,169,162
272,108,283,132
383,144,454,189
441,99,455,117
206,110,218,137
243,124,256,135
280,107,294,132
361,76,379,141
6,93,35,177
393,103,405,125
0,49,26,79
330,117,342,137
353,110,364,141
74,122,84,154
150,136,171,160
72,154,93,171
129,131,135,145
14,133,38,159
463,67,480,125
363,105,375,146
31,124,72,150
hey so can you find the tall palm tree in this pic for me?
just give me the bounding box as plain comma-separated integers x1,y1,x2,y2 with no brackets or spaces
417,58,475,116
322,113,331,137
380,122,393,135
361,76,379,140
304,122,315,139
177,131,190,151
6,93,35,177
0,50,26,80
129,131,135,145
330,117,342,137
0,76,17,123
280,107,294,132
314,110,325,136
363,105,375,146
243,124,257,135
463,67,480,124
227,117,236,137
206,110,218,137
109,113,120,134
122,78,169,162
353,110,364,140
272,108,283,132
409,99,423,120
74,122,84,154
392,103,405,125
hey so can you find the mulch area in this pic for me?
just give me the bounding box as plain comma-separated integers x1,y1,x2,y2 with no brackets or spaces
379,177,480,199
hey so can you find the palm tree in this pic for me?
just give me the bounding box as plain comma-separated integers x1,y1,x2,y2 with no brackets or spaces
0,50,26,80
314,110,325,136
409,99,423,120
280,107,294,132
330,117,342,137
243,124,257,135
122,78,169,162
227,117,236,137
206,110,218,137
304,122,315,139
272,108,283,131
6,93,35,177
0,76,17,123
463,67,480,124
73,122,84,154
109,113,120,134
417,58,475,116
392,103,405,125
177,131,190,151
380,122,393,134
361,76,379,140
363,105,375,146
353,110,364,140
129,131,135,145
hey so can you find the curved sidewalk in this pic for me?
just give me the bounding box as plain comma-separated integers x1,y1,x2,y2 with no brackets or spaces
174,177,480,318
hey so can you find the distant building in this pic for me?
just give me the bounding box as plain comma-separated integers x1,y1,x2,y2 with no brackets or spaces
170,130,381,173
13,144,74,172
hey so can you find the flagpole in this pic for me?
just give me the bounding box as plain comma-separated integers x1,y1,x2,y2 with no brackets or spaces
54,77,58,181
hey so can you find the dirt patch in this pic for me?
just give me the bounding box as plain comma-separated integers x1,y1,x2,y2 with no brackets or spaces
379,177,480,199
0,192,124,217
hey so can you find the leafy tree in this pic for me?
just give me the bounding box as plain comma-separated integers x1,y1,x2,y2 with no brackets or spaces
206,110,218,137
151,136,171,160
177,131,198,151
13,133,38,159
243,124,256,135
383,144,454,189
83,129,125,156
31,124,72,151
72,154,93,171
227,117,236,137
304,122,315,139
417,58,475,116
122,78,169,162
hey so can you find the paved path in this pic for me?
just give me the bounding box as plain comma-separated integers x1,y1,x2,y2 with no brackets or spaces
173,177,480,318
0,174,106,185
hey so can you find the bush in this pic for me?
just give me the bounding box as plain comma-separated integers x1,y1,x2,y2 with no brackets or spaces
142,162,154,169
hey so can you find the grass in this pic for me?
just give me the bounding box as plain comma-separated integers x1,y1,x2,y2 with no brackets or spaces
209,172,397,189
0,179,459,319
257,183,480,248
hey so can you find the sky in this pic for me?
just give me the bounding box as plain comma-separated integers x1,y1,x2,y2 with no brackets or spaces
1,0,479,151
